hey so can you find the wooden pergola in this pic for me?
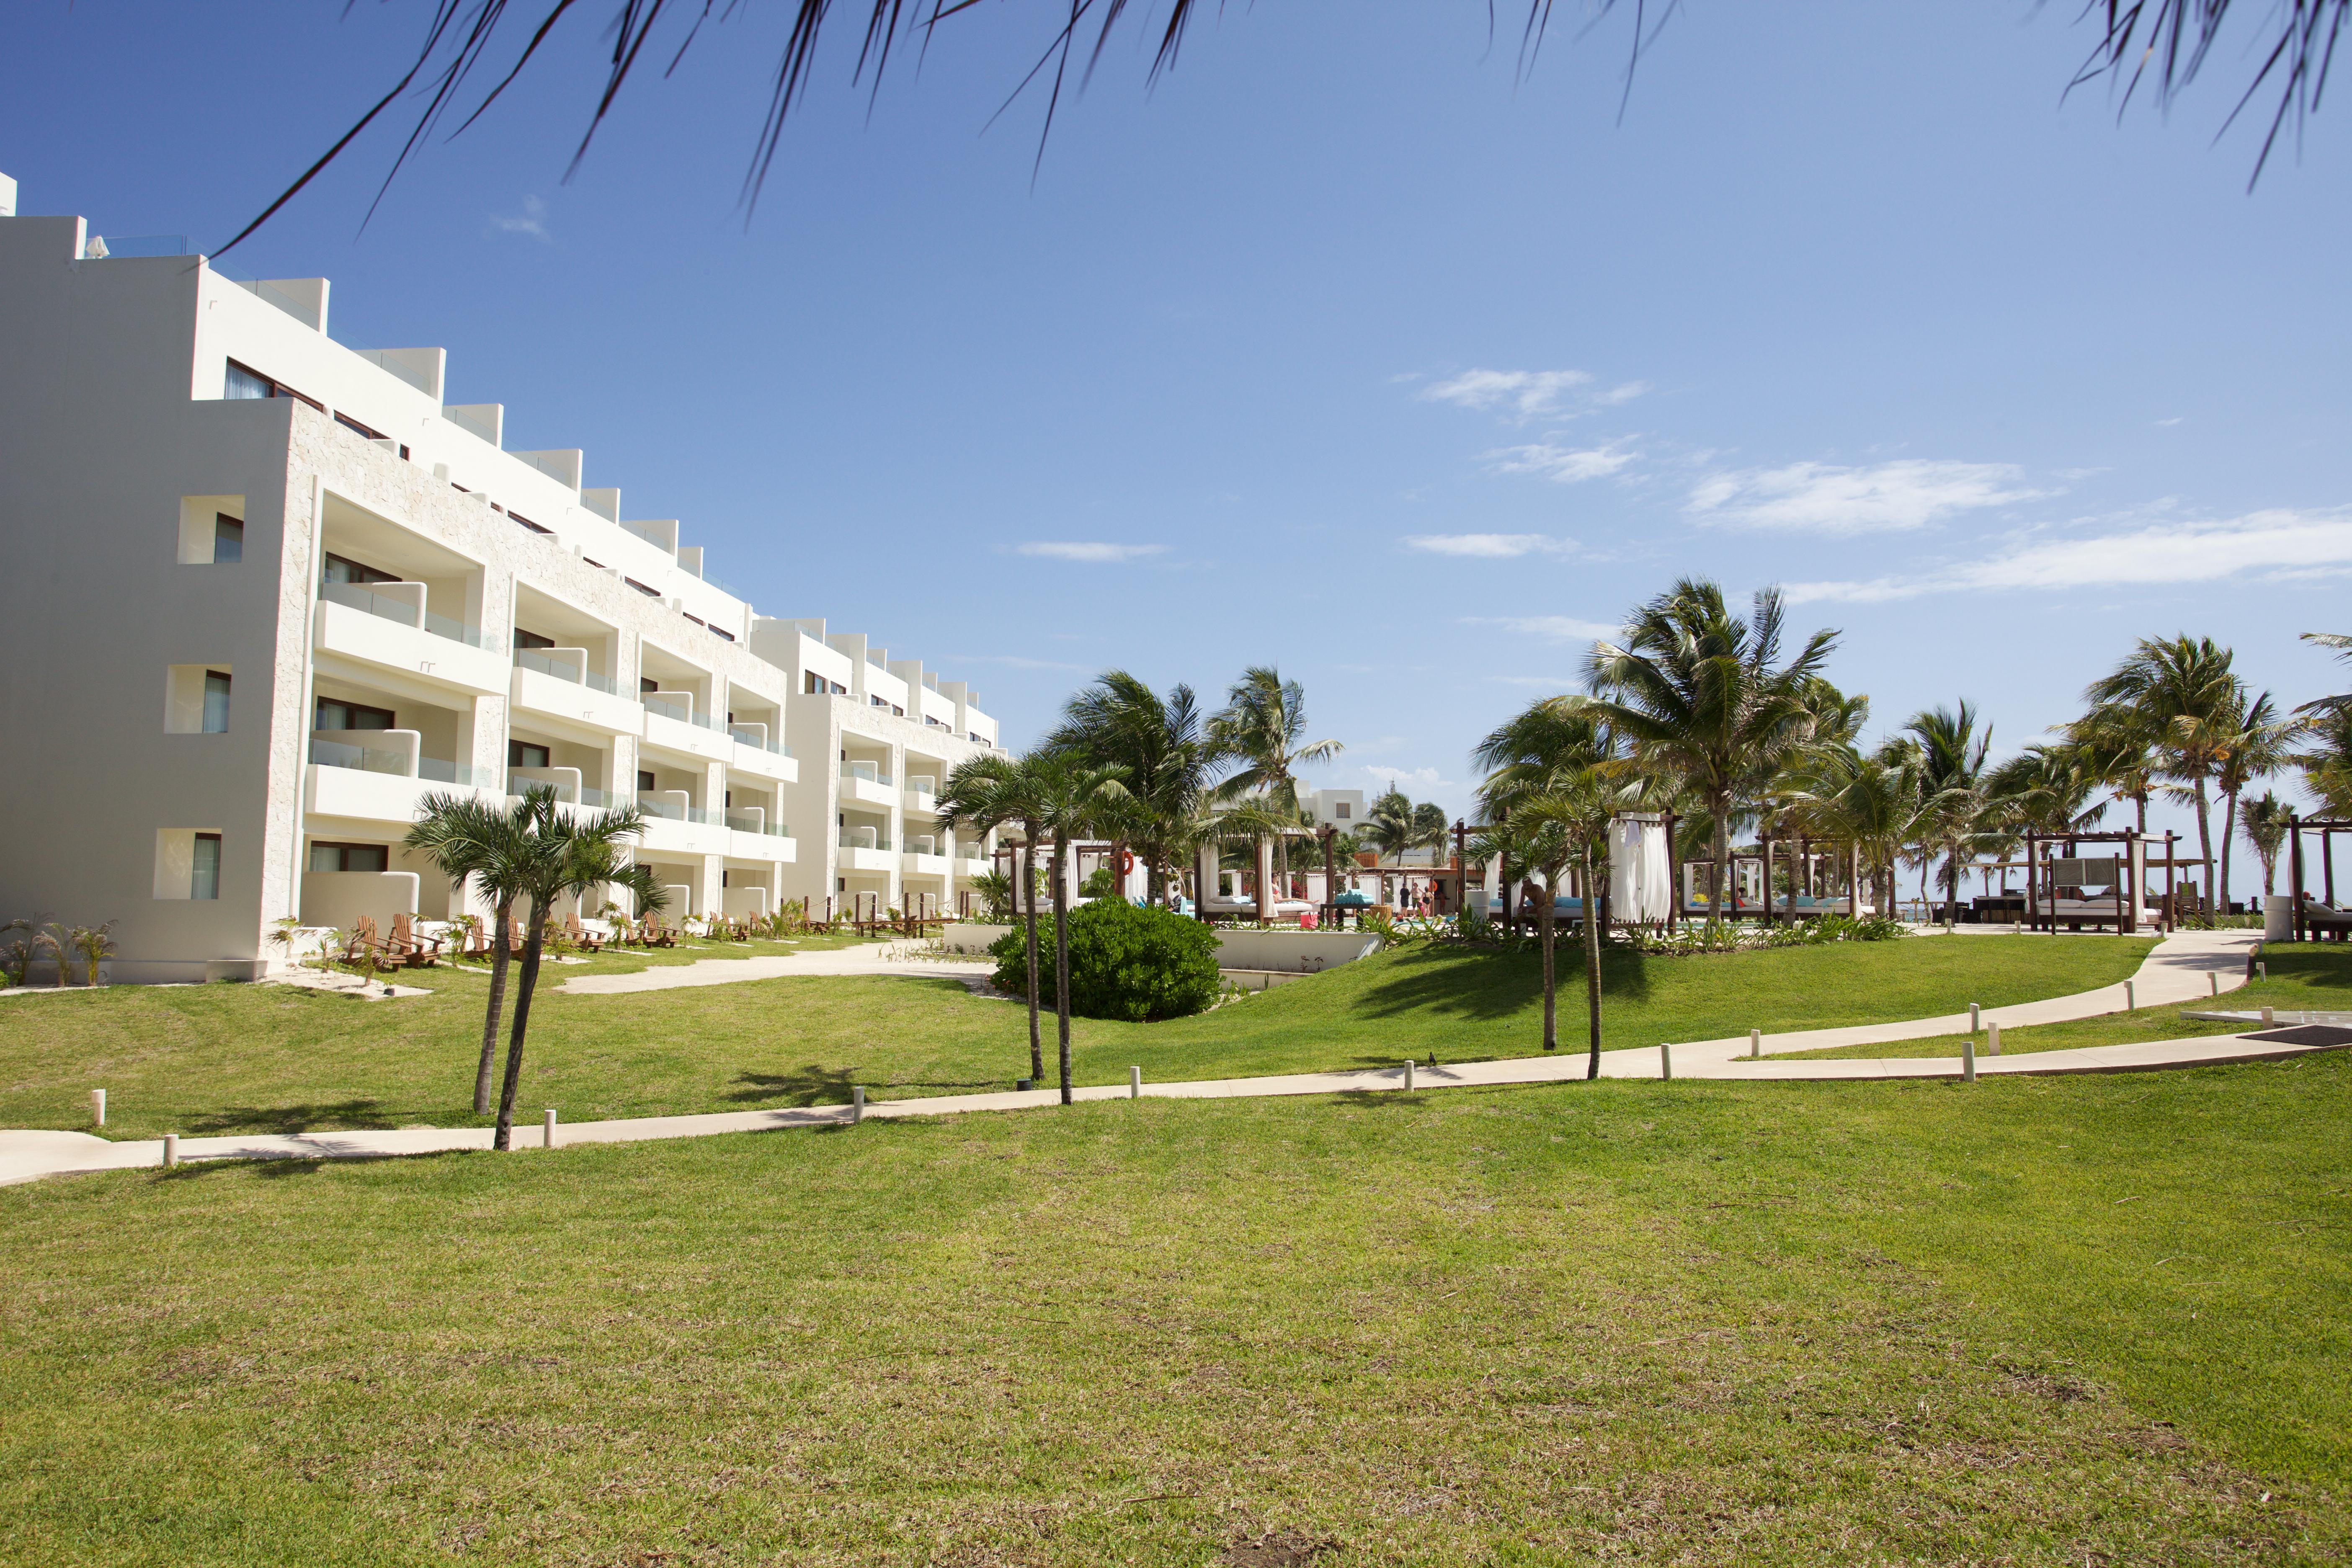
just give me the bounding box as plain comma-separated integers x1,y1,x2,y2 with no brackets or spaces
2288,815,2352,941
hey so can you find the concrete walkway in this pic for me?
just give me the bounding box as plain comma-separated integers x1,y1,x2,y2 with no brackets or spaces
557,940,993,995
1,928,2298,1188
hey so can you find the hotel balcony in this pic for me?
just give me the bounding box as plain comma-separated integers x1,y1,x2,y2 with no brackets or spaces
727,721,798,783
510,648,643,734
635,789,729,856
837,827,897,874
314,584,508,695
839,761,897,810
305,732,498,824
900,833,950,877
724,807,797,863
640,692,731,763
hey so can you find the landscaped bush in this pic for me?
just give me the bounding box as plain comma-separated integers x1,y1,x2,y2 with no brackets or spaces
990,899,1222,1021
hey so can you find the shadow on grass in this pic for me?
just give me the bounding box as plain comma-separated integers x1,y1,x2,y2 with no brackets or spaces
725,1066,1020,1106
1351,944,1652,1022
2272,948,2352,993
181,1099,445,1136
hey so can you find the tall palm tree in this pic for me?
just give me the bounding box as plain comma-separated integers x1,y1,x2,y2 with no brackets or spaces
1475,701,1622,1068
1782,744,1924,920
939,753,1050,1086
2295,631,2352,721
487,787,646,1151
1029,756,1131,1104
2240,790,2291,897
1209,666,1342,887
1362,786,1418,869
2068,713,2163,834
1903,700,1992,927
2213,689,2295,911
2301,710,2352,818
1047,672,1214,903
2082,635,2244,912
408,792,548,1114
1581,579,1839,923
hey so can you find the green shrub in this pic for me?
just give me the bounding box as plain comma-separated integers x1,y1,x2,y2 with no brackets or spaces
990,899,1222,1021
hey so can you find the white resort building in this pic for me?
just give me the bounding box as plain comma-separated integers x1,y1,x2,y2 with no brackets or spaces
0,175,1004,983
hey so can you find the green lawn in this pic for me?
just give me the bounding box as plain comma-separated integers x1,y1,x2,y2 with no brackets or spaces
3,1052,2345,1565
1768,945,2352,1061
0,936,2158,1139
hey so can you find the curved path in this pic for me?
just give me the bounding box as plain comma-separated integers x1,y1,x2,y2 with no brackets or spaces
1,929,2302,1187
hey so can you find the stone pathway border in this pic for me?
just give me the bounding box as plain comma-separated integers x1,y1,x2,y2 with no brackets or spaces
1,930,2299,1187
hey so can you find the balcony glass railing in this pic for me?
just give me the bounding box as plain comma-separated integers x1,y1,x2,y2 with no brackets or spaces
323,580,498,650
309,737,409,775
417,757,493,787
729,724,792,757
513,648,620,695
838,832,892,852
641,693,725,732
727,812,790,838
620,518,673,552
635,794,725,826
841,763,894,787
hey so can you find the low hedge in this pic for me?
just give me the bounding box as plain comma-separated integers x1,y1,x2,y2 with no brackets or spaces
990,900,1222,1021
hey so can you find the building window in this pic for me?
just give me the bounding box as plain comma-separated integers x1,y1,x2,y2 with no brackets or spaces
212,513,243,564
515,628,556,650
625,577,659,598
1336,802,1351,820
223,359,323,412
309,842,389,873
509,740,551,769
315,697,396,731
201,670,232,733
638,770,656,792
640,677,659,695
191,833,222,900
322,552,397,587
511,512,552,536
334,410,386,442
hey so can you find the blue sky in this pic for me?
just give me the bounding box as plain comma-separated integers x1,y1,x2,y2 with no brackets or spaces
8,1,2350,851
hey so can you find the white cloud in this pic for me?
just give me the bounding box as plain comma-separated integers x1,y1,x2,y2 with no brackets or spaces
1360,765,1457,794
1013,542,1168,563
489,195,550,241
1784,508,2352,604
1468,614,1619,642
1403,533,1574,558
1688,459,2045,535
1488,438,1639,483
2156,416,2184,427
1419,368,1646,422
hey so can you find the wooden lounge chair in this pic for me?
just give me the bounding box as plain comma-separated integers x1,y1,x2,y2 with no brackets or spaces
564,911,605,953
2302,896,2352,940
389,913,442,968
642,914,678,949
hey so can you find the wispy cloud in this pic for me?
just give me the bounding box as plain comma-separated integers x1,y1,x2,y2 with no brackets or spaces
1467,614,1619,642
1359,764,1458,794
1784,508,2352,604
1488,437,1640,483
2156,416,2184,427
1013,542,1168,563
1420,369,1646,421
1403,533,1575,558
1689,459,2046,535
489,194,550,241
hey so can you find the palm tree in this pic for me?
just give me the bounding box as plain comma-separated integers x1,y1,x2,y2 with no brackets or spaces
1782,745,1924,920
1362,787,1418,869
2213,689,2295,911
2298,709,2352,818
1903,701,1992,928
70,922,117,988
2241,790,2291,897
1581,579,1839,924
939,753,1051,1086
408,792,548,1115
1030,756,1131,1104
1209,666,1342,888
2081,636,2244,913
2295,632,2352,720
2068,712,2163,834
487,787,647,1151
1047,672,1214,902
1475,701,1622,1069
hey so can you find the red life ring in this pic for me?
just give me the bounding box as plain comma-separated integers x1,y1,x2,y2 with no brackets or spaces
1118,849,1136,877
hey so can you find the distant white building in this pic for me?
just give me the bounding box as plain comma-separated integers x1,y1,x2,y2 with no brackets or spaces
0,176,1004,981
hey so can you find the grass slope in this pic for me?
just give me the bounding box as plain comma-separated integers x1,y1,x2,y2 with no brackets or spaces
2,1053,2345,1565
0,937,2155,1138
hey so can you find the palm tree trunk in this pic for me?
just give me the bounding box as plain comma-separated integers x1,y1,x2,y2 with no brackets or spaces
1052,833,1073,1106
1947,836,1960,928
2220,789,2238,916
2194,776,2215,916
476,896,514,1115
492,897,546,1152
1022,836,1042,1083
1538,871,1557,1053
1710,799,1730,924
1581,847,1605,1080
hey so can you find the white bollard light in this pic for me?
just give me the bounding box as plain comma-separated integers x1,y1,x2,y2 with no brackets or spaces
2259,961,2268,980
1129,1065,1142,1099
1749,1028,1761,1060
1988,1021,2002,1057
1962,1033,1977,1083
2261,1006,2276,1028
543,1108,557,1149
1969,1002,1981,1033
90,1088,106,1127
2210,972,2220,997
851,1085,865,1124
162,1133,179,1169
2124,980,2136,1011
1661,1042,1674,1081
1403,1059,1415,1093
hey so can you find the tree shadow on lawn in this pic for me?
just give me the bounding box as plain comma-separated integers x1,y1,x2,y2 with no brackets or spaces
1350,944,1652,1023
725,1065,1014,1106
2272,947,2352,993
183,1099,444,1136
